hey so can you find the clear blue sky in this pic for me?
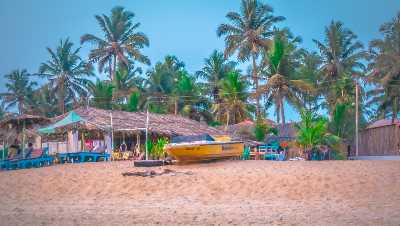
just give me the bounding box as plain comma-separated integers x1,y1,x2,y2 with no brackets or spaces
0,0,399,120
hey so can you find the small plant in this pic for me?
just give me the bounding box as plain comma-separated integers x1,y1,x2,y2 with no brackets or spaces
127,91,140,112
255,117,268,142
149,137,169,160
295,109,340,159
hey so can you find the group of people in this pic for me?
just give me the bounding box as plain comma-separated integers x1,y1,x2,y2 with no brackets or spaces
7,139,34,159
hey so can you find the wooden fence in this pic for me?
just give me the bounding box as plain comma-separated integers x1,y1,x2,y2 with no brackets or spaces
358,124,400,156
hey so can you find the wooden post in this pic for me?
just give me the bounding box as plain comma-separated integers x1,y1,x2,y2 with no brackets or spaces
22,120,26,158
145,107,149,160
355,81,359,157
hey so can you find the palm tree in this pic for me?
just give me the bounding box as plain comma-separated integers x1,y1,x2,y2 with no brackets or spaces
113,65,143,104
88,80,114,110
39,38,93,113
196,50,237,120
260,32,314,126
314,21,366,113
216,71,250,126
145,56,186,114
28,84,61,117
81,6,150,81
297,50,323,111
217,0,285,116
1,69,36,115
367,13,400,122
196,50,237,100
295,109,340,158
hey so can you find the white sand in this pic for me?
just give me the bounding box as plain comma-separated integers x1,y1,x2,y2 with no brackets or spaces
0,160,399,226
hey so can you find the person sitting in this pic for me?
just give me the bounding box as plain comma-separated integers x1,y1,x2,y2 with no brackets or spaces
25,143,34,158
9,139,22,159
120,143,127,152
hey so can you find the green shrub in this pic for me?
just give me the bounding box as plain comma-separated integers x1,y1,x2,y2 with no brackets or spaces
255,118,267,142
208,121,223,127
127,91,140,112
148,138,169,160
331,150,346,160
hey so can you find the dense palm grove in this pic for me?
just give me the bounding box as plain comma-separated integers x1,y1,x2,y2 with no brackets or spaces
1,1,400,147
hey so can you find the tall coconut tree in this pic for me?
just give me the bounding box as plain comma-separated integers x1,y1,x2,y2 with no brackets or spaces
217,0,285,116
81,6,150,81
216,71,250,126
28,84,61,117
39,38,93,113
88,79,114,110
313,21,366,113
113,65,143,105
196,50,237,100
296,50,323,112
261,31,314,126
367,12,400,122
144,56,186,114
1,69,36,115
195,50,237,120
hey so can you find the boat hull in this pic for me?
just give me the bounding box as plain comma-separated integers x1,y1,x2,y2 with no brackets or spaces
165,142,244,162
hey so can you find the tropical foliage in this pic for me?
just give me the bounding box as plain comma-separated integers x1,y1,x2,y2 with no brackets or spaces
367,13,400,122
217,0,285,116
39,38,93,113
2,4,400,152
81,6,150,81
295,110,340,154
1,69,36,114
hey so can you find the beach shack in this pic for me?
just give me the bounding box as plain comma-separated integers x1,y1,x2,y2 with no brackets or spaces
358,119,400,156
38,107,225,159
0,114,51,159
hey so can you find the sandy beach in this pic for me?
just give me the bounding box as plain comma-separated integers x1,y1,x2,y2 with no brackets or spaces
0,160,399,226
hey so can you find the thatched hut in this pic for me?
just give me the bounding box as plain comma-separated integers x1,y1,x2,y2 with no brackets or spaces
0,114,51,149
39,107,225,154
358,119,400,156
266,122,298,143
219,119,276,147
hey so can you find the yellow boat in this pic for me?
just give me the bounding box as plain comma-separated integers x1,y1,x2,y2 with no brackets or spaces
165,141,244,162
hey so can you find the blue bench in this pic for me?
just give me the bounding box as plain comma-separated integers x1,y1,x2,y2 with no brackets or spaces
57,152,111,163
2,148,54,170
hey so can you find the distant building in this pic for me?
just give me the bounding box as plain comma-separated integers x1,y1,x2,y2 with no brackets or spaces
358,119,400,156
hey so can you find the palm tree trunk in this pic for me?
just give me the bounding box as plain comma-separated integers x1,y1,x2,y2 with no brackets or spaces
226,111,230,128
174,98,178,115
18,101,23,115
110,55,117,82
280,98,286,126
280,98,286,137
59,78,66,113
275,101,280,124
252,53,260,117
393,96,398,123
109,58,113,81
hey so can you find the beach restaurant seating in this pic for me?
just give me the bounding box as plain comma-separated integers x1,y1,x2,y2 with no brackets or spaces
257,143,286,161
1,147,54,170
57,151,111,164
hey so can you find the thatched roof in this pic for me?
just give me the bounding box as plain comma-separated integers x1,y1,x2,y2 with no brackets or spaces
49,107,225,137
0,114,50,143
0,114,50,128
218,119,275,146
